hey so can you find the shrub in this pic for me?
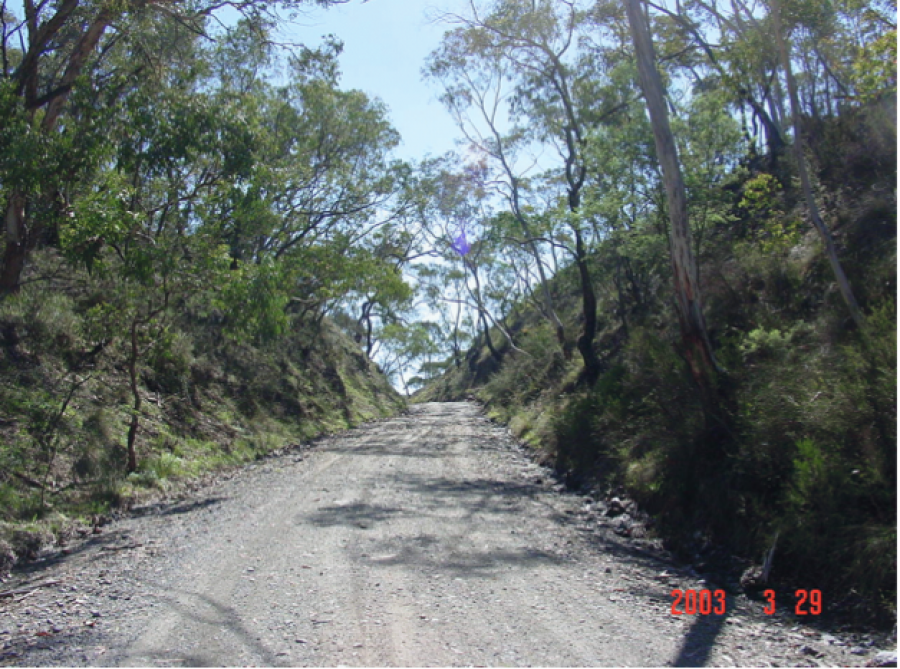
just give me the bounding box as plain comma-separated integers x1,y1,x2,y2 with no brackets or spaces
482,322,566,414
551,364,627,480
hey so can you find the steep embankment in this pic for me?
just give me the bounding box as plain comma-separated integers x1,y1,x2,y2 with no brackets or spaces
418,100,897,625
0,253,405,571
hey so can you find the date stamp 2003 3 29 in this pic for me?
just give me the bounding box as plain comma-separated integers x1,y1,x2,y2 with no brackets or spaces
670,589,823,616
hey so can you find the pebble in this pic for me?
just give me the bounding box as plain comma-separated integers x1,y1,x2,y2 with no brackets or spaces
869,651,898,667
852,647,869,655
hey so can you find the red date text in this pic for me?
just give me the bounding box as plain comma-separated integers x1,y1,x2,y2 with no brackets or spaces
670,589,727,615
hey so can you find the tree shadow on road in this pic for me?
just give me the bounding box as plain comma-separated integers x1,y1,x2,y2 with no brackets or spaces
395,472,570,521
131,497,229,517
303,502,405,528
8,526,135,578
120,589,285,667
317,438,459,458
360,531,566,578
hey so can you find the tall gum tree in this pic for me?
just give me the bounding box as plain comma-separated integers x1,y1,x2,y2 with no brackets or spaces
442,0,619,384
425,24,570,358
768,0,865,330
623,0,721,412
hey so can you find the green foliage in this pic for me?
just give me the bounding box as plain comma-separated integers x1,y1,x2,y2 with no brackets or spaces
738,323,808,361
551,364,628,478
739,173,804,253
0,0,894,625
481,322,566,409
218,261,291,342
739,173,780,215
0,254,403,525
851,29,897,101
443,91,895,617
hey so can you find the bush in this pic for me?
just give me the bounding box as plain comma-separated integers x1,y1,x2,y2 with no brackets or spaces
551,364,627,480
481,322,566,414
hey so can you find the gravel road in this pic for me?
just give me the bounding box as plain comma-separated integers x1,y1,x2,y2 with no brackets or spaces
0,402,892,667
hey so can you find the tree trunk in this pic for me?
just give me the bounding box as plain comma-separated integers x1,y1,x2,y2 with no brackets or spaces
769,0,865,331
0,194,27,294
0,9,112,293
744,92,787,166
574,228,602,385
480,312,502,362
555,66,601,383
126,319,141,474
624,0,720,403
514,207,568,356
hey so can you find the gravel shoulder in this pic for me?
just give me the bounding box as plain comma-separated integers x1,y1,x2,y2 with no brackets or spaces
0,402,894,667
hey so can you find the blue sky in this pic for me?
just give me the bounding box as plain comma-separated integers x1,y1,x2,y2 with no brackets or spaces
284,0,470,162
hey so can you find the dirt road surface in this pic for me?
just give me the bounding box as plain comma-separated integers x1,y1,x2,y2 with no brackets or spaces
0,402,889,667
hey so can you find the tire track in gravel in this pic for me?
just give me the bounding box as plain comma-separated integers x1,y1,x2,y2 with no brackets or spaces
2,401,885,667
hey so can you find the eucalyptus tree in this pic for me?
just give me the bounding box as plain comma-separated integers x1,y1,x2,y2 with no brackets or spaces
428,0,643,383
638,0,870,331
624,0,721,411
0,0,350,294
53,18,261,472
413,156,523,362
580,76,663,332
636,0,895,166
768,0,864,329
192,30,414,336
425,23,569,357
376,320,444,396
24,12,409,470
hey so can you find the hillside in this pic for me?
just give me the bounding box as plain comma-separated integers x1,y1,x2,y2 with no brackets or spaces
418,99,897,625
0,249,405,570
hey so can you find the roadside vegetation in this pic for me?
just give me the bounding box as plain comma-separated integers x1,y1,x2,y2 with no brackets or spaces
0,1,410,570
0,0,894,629
416,0,896,625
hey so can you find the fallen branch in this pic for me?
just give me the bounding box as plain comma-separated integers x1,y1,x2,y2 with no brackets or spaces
0,579,62,599
9,470,46,490
100,543,143,552
14,590,36,603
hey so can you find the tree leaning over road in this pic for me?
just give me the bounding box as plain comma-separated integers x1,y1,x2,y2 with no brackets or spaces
0,0,352,295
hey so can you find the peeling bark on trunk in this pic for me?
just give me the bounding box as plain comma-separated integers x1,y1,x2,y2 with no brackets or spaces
625,0,720,405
